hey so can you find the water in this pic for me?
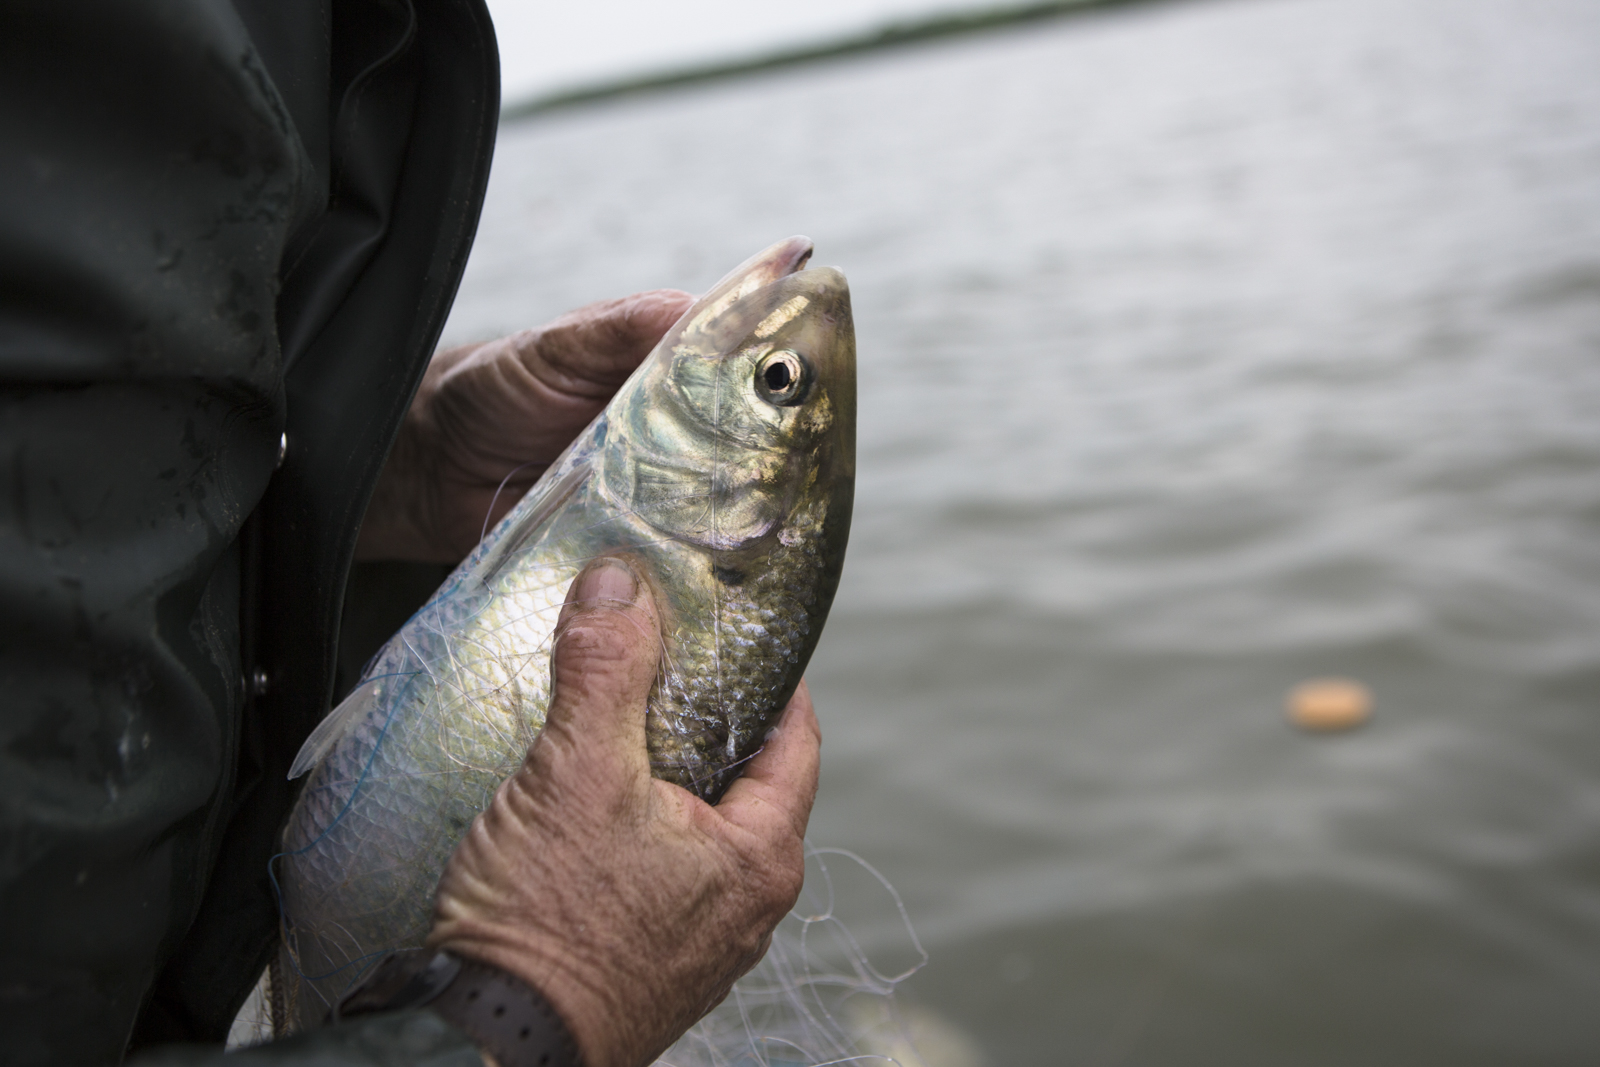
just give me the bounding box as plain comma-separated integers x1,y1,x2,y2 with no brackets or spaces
440,0,1600,1061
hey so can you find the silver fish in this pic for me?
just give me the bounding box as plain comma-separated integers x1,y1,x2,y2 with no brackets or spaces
272,237,856,1029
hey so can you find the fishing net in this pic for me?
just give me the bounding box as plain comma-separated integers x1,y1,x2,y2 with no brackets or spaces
657,847,928,1067
232,845,930,1066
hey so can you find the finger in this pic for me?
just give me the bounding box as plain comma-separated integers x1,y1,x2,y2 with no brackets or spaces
434,289,693,499
431,289,694,482
715,681,821,842
522,288,694,393
534,557,662,789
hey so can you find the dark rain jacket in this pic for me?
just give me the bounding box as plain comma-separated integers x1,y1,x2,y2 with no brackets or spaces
1,2,498,1063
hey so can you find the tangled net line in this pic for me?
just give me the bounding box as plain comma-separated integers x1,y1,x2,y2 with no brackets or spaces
236,844,928,1066
657,846,928,1067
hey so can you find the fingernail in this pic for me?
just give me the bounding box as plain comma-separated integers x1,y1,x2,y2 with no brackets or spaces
567,557,641,613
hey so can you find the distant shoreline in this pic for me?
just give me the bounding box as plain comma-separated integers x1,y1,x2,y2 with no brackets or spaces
500,0,1181,122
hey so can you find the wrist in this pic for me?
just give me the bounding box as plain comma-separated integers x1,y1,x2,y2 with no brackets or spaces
332,949,583,1067
428,925,627,1067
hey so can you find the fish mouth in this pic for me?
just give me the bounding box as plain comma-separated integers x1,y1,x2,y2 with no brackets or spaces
714,235,815,293
659,236,816,352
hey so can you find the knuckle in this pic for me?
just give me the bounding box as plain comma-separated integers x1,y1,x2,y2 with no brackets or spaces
553,618,652,682
775,856,806,906
749,841,805,916
555,612,635,653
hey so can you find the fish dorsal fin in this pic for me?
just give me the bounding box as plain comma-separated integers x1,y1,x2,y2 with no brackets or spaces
287,677,385,780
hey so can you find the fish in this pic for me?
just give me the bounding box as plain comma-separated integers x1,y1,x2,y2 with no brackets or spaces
270,236,856,1031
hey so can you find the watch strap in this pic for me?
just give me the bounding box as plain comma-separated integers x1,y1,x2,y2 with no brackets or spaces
331,949,582,1067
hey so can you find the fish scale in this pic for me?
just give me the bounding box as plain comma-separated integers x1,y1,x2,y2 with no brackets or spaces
269,237,855,1035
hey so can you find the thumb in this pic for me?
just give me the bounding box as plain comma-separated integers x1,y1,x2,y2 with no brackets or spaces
534,556,661,789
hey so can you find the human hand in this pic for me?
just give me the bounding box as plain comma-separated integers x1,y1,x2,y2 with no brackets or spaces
427,556,821,1067
358,289,695,562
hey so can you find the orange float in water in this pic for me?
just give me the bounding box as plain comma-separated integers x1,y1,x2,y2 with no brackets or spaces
1287,678,1372,732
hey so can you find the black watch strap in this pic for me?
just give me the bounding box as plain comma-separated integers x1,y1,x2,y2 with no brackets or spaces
331,949,583,1067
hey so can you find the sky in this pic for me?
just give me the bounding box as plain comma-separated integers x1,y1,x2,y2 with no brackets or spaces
484,0,981,104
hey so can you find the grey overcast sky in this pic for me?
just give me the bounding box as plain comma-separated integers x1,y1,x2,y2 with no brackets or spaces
484,0,980,103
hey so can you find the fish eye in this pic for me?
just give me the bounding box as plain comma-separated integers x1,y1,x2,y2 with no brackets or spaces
754,349,809,406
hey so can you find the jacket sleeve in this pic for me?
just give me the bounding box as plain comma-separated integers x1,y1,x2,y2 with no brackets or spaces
128,1014,482,1067
0,4,487,1065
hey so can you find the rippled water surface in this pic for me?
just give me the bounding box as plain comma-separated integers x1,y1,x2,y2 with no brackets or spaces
442,0,1600,1061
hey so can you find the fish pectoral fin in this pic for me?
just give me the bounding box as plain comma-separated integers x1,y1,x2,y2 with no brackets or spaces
287,678,385,779
476,461,593,585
